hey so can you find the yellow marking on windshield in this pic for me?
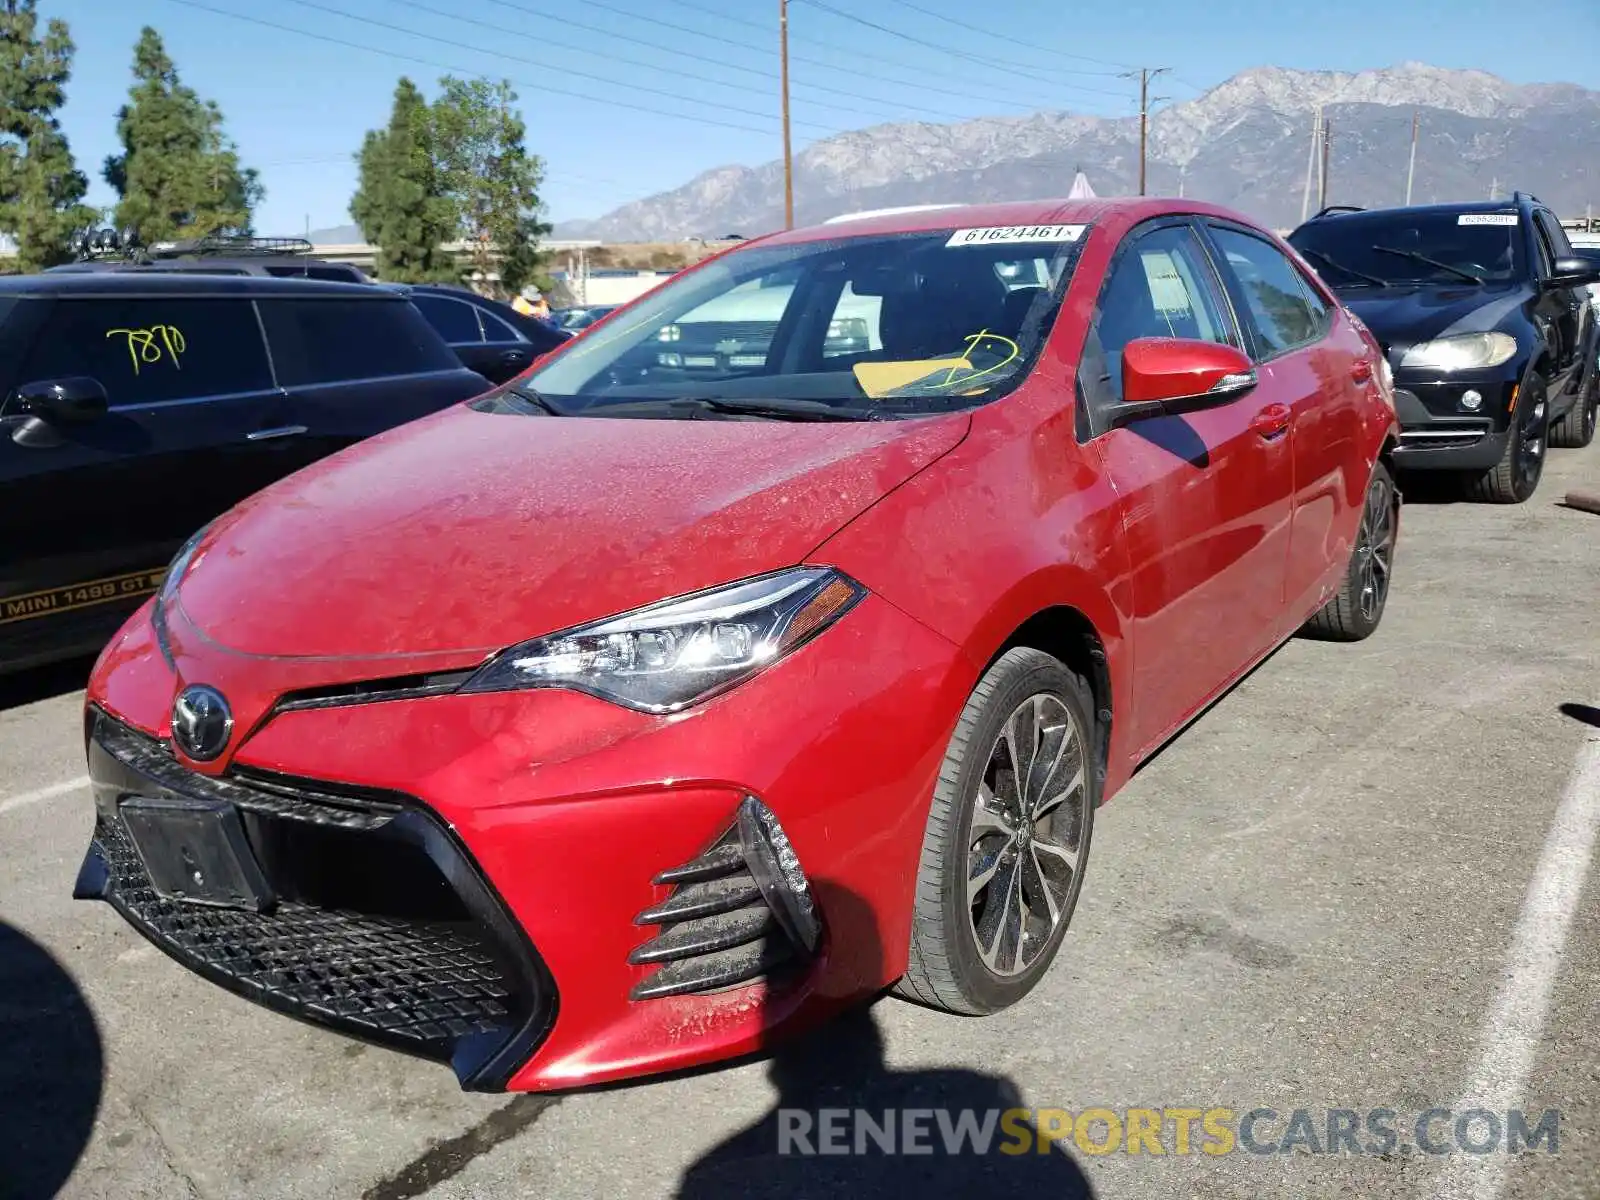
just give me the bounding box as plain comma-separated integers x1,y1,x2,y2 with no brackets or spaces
853,357,971,397
106,325,186,375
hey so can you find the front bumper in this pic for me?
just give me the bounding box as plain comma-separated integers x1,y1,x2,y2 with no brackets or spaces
74,708,558,1090
78,590,970,1091
1389,378,1516,471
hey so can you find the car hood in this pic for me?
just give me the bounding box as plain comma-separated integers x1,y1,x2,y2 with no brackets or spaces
172,404,967,659
1336,281,1532,356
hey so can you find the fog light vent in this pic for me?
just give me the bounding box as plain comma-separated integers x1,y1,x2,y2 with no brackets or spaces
628,797,819,1001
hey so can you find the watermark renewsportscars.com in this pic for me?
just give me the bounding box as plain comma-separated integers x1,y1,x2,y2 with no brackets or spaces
777,1107,1561,1158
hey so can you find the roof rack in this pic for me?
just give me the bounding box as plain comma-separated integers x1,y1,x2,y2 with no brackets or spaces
146,234,316,259
1512,190,1539,204
1312,205,1365,219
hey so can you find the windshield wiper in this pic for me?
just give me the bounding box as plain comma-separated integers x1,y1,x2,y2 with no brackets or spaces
506,385,566,415
585,396,877,422
1300,248,1389,288
1370,245,1483,285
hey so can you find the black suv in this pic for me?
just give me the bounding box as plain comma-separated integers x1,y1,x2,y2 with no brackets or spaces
48,234,371,285
388,283,570,383
0,273,491,673
1288,195,1600,502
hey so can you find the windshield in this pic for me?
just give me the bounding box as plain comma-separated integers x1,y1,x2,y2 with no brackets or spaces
512,225,1088,417
1289,211,1527,287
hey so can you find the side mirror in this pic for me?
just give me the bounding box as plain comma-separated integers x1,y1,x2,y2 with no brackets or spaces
1545,253,1600,290
11,376,109,424
1104,338,1257,429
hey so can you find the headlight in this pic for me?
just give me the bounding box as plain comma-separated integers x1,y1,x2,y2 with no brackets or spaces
1398,332,1517,372
461,567,866,713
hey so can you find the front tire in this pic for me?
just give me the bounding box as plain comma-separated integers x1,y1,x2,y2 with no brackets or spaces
1301,462,1398,642
895,648,1097,1016
1549,368,1598,449
1465,377,1548,503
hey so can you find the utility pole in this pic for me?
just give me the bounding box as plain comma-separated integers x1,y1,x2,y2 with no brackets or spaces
1404,110,1419,206
1319,119,1331,210
1489,176,1498,202
1301,106,1322,222
1121,67,1169,195
780,0,794,229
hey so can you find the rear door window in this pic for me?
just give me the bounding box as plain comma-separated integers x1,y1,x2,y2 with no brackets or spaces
15,298,273,407
258,298,462,386
413,295,484,344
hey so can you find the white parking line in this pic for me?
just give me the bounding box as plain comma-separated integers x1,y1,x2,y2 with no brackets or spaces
1434,731,1600,1200
0,775,89,816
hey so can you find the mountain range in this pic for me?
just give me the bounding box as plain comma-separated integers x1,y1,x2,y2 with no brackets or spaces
553,64,1600,241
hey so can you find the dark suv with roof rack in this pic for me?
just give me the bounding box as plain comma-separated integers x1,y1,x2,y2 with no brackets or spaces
49,232,370,285
0,271,490,673
1288,195,1600,503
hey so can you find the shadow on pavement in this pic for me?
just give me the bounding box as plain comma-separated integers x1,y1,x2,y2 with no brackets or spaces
1559,702,1600,729
1392,472,1469,505
0,921,103,1200
0,656,95,715
674,883,1097,1199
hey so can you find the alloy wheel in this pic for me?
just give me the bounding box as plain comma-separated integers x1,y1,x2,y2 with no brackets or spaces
1354,475,1396,622
1517,397,1547,493
965,693,1088,977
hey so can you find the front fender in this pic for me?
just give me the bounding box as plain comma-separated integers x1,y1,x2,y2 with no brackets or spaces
814,392,1135,793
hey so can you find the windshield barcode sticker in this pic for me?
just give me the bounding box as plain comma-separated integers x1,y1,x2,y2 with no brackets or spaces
1459,214,1518,226
946,224,1088,247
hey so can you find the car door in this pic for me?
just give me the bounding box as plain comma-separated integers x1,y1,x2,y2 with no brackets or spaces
0,293,279,666
410,293,501,380
1200,221,1367,621
1080,220,1295,756
254,293,491,475
477,305,568,381
1533,209,1587,400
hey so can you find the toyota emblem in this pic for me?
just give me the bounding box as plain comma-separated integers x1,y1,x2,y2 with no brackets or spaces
171,684,233,762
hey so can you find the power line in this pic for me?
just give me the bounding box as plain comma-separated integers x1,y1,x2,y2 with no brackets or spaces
468,0,1024,125
159,0,790,136
658,0,1131,114
273,0,841,133
793,0,1132,98
874,0,1134,71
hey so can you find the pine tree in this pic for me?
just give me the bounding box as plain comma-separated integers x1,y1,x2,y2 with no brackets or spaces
430,77,551,298
350,77,457,283
103,27,262,243
0,1,97,272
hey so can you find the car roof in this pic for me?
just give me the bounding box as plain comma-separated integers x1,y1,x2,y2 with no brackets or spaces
48,256,364,274
1296,199,1540,227
0,272,396,299
758,196,1253,246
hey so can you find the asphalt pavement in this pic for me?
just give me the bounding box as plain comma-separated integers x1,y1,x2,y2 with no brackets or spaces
2,445,1598,1200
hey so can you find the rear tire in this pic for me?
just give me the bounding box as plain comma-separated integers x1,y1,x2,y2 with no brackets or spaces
1549,368,1598,449
1301,462,1398,642
1465,377,1548,503
895,648,1097,1016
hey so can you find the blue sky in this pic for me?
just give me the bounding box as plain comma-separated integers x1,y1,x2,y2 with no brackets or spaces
45,0,1600,234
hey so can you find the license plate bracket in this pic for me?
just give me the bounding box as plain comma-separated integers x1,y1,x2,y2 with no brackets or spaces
119,797,276,912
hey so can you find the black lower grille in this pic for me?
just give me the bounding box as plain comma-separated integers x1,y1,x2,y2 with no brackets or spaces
75,709,556,1090
94,816,517,1042
628,822,803,1001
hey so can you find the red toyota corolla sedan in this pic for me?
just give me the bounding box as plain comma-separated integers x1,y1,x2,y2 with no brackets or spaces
76,198,1401,1093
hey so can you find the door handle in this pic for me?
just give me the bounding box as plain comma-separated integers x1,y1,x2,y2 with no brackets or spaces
246,425,308,442
1251,403,1292,440
1350,358,1374,384
499,349,530,365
